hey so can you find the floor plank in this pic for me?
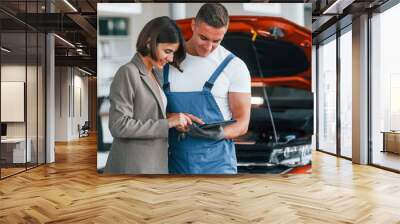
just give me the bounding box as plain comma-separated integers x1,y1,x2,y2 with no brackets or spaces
1,135,400,223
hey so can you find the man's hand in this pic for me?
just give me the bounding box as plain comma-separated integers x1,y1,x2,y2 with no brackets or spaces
223,92,251,139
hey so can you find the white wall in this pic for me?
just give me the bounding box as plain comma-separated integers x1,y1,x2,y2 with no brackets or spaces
97,3,169,97
1,64,46,164
55,67,89,141
1,65,29,138
72,73,89,138
55,66,68,141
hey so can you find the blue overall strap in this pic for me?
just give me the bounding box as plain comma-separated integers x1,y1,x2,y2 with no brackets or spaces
203,53,235,91
163,64,170,92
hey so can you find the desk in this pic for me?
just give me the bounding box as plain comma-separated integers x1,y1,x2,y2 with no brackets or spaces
382,131,400,154
1,138,31,163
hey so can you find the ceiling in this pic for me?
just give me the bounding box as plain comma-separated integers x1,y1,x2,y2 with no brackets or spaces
309,0,390,43
0,0,395,74
0,0,98,74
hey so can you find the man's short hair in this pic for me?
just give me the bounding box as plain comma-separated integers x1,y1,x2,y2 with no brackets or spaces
195,3,229,28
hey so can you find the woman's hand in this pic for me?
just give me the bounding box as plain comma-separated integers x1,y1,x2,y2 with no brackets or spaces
167,113,188,129
167,113,204,131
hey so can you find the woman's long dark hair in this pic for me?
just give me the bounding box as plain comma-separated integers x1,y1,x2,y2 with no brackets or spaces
136,16,185,72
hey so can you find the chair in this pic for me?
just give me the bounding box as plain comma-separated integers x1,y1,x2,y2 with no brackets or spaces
79,121,90,138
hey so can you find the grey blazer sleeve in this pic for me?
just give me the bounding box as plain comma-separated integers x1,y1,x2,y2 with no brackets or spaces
108,66,169,139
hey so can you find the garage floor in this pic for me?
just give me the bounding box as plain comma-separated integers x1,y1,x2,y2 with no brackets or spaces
0,134,399,223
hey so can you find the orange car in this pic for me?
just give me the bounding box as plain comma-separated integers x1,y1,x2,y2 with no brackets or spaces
176,16,313,174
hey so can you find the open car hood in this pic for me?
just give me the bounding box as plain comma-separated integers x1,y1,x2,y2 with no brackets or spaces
176,16,312,91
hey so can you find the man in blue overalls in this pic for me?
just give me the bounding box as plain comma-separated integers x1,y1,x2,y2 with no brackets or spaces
163,3,251,174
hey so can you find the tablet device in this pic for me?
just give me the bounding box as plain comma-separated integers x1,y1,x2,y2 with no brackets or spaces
198,119,236,129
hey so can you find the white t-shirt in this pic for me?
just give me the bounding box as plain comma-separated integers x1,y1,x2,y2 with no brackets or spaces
167,45,251,120
158,84,167,111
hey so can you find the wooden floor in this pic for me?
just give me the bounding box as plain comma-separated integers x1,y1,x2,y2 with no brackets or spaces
1,167,26,178
1,135,400,223
1,163,45,178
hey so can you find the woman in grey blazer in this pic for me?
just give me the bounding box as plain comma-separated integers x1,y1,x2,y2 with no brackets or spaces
104,17,199,174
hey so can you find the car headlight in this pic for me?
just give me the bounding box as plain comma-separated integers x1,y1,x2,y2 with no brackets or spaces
269,144,312,167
